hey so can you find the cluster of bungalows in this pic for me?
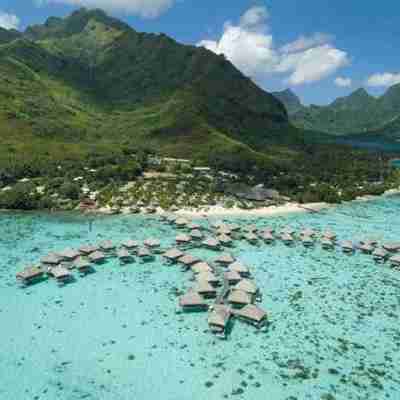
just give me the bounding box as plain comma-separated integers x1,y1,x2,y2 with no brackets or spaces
16,236,165,287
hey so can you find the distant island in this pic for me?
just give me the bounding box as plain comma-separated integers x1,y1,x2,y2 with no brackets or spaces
0,8,399,212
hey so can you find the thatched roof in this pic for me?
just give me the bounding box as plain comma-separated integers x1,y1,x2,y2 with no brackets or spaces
383,242,400,252
321,238,334,247
41,253,61,265
117,249,131,259
300,228,316,237
208,305,231,328
224,270,242,283
234,279,257,294
194,281,217,295
176,234,192,244
16,266,44,280
197,271,219,284
191,262,213,274
202,238,220,249
179,292,207,308
122,240,139,249
218,234,232,245
163,248,184,260
281,233,294,242
51,266,71,279
79,244,99,255
217,226,232,236
236,304,267,322
373,248,388,258
179,254,200,266
260,231,274,241
175,217,189,227
228,261,250,275
340,240,354,250
99,240,115,251
228,289,252,305
188,223,201,230
144,238,161,248
322,230,336,240
244,224,258,233
244,232,258,241
137,247,151,257
89,251,106,262
215,253,235,265
390,254,400,265
74,257,91,270
58,248,80,261
190,229,204,239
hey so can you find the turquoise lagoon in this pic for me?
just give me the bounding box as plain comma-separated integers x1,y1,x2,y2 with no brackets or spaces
1,196,400,400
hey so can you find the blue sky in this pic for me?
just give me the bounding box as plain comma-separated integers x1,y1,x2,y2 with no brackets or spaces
0,0,399,105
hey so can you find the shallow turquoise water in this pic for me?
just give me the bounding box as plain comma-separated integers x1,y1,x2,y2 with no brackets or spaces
1,196,400,400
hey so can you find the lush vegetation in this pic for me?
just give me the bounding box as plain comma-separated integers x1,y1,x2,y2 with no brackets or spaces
275,87,400,139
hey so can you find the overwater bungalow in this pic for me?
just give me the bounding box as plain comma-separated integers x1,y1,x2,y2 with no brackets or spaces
243,232,258,245
218,234,233,247
178,254,200,268
188,222,201,230
224,270,242,285
117,248,134,264
175,217,189,228
57,248,81,262
229,223,241,232
208,305,231,338
79,244,99,256
301,236,314,247
234,279,258,297
163,248,184,263
300,228,316,238
196,271,220,287
166,215,177,225
228,289,252,308
144,238,161,249
74,257,93,275
121,240,139,250
373,248,388,262
361,239,378,247
389,254,400,267
137,247,155,262
217,226,232,236
99,240,115,252
228,261,250,277
235,304,267,329
281,233,295,246
321,238,335,250
193,281,217,298
41,253,62,267
322,230,337,241
260,231,275,244
202,238,221,251
191,262,213,274
357,243,374,254
49,266,72,285
281,227,295,236
383,242,400,252
244,224,258,233
89,251,106,264
341,240,354,253
176,234,192,245
190,229,204,240
179,291,208,312
215,253,235,266
16,266,46,286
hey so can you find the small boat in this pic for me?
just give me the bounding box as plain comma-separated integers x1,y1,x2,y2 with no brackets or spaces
16,266,46,286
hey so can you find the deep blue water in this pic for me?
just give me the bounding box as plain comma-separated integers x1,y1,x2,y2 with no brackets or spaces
1,196,400,400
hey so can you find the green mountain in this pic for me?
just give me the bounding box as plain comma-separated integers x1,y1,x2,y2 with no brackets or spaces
272,89,303,115
0,8,314,175
291,86,400,136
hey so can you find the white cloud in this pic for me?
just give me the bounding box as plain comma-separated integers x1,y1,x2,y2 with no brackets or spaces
0,11,20,30
366,72,400,88
36,0,176,18
197,6,349,86
334,76,352,87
